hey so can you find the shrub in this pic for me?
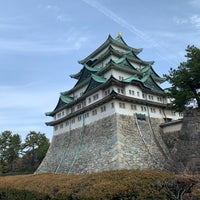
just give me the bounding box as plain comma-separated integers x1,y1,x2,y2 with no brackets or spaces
0,169,199,200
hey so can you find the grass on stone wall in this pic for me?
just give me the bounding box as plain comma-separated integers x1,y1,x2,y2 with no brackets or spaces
0,169,199,200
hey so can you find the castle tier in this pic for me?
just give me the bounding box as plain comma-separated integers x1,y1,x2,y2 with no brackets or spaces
46,34,181,136
36,34,182,174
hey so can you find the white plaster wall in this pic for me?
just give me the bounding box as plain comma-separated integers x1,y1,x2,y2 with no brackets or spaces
129,61,142,70
53,101,116,135
52,99,181,136
73,85,87,99
162,123,182,133
95,55,116,69
103,70,113,79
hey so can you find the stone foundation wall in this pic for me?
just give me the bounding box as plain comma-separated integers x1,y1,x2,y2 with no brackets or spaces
36,114,170,174
161,108,200,174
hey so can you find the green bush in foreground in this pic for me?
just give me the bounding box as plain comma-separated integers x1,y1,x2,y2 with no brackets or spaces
0,169,199,200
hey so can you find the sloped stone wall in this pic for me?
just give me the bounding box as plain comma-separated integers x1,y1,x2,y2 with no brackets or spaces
36,114,169,174
161,108,200,174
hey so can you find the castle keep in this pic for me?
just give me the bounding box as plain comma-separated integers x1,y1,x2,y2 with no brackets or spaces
36,34,182,174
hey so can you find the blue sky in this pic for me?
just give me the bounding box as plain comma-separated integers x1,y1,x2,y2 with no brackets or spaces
0,0,200,140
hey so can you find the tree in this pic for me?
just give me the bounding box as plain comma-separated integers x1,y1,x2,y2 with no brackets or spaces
0,131,22,173
164,45,200,112
161,175,198,200
22,131,50,171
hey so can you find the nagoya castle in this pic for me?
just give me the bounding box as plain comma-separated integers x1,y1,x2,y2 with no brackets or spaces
36,33,182,174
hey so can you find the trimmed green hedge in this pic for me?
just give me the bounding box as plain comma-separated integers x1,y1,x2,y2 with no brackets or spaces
0,170,199,200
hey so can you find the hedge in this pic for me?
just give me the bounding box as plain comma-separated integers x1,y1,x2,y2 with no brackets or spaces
0,169,199,200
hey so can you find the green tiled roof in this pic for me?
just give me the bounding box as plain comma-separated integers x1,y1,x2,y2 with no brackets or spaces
84,74,106,94
123,75,140,82
114,34,128,45
46,34,166,117
114,57,137,71
141,65,165,83
46,94,73,116
74,65,99,87
123,50,142,60
79,35,142,64
141,75,164,92
98,59,142,77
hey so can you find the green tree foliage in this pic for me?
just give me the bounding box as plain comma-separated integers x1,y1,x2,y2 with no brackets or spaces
165,45,200,112
0,131,21,173
22,131,50,172
0,130,50,174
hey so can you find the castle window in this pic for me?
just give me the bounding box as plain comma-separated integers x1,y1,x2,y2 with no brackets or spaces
131,104,137,110
149,95,154,100
71,118,75,124
104,89,110,96
142,93,146,99
101,105,106,112
92,109,97,115
82,100,86,107
77,103,82,110
65,121,69,126
57,112,61,118
111,102,114,108
54,125,58,131
137,91,140,97
141,106,146,112
84,112,89,118
129,90,134,95
117,88,124,94
119,76,124,80
157,97,163,102
150,107,156,113
71,107,75,113
88,97,91,103
119,102,125,108
60,123,63,129
93,93,99,101
78,115,82,121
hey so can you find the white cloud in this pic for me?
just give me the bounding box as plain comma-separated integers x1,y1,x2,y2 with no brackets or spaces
0,34,88,54
45,4,60,12
82,0,150,43
82,0,180,67
0,84,55,138
173,17,188,25
190,15,200,28
174,15,200,30
0,84,56,110
56,15,71,22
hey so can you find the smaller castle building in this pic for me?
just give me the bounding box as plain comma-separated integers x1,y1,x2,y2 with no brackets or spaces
36,34,182,174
